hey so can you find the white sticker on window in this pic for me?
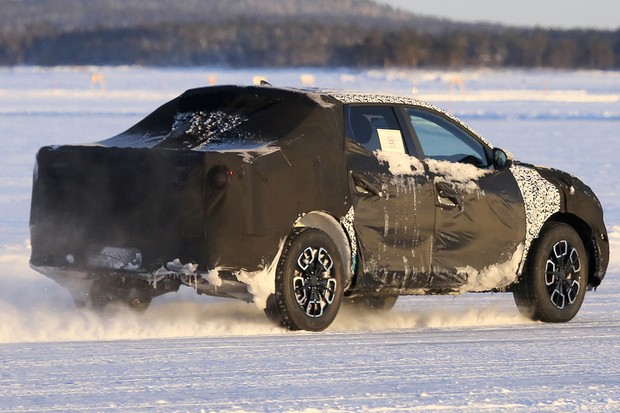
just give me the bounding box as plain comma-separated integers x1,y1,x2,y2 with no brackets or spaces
377,129,406,153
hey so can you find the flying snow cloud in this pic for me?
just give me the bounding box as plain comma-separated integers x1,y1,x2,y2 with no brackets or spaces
0,243,533,344
608,226,620,269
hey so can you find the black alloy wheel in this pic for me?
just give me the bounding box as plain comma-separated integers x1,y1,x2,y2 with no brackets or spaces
266,227,345,331
545,239,582,309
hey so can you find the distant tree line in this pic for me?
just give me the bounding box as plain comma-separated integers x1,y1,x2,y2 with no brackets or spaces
1,19,619,69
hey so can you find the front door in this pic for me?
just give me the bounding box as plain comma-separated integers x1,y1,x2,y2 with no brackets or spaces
403,107,526,291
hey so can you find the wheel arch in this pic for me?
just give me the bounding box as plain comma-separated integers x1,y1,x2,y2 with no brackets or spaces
541,213,603,288
295,211,354,288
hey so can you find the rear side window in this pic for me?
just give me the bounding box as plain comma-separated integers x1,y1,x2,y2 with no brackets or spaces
347,106,406,153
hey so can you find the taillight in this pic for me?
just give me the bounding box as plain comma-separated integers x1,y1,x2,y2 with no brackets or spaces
207,165,233,189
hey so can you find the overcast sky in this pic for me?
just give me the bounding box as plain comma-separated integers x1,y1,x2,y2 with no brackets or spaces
378,0,620,30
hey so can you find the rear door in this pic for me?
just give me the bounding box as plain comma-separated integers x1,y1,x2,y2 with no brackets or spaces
344,105,435,292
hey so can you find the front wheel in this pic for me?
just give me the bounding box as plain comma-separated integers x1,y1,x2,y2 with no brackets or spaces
513,222,588,323
266,228,345,331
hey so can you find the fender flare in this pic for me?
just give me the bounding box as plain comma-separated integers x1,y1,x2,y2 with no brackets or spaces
295,210,355,288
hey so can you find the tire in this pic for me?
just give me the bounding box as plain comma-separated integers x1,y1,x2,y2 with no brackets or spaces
345,296,398,312
87,278,153,312
126,296,153,312
513,222,588,323
266,227,345,331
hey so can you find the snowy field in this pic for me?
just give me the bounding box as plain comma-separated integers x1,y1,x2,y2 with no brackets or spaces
0,66,619,412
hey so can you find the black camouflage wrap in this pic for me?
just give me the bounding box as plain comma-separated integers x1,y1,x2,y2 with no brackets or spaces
29,85,609,303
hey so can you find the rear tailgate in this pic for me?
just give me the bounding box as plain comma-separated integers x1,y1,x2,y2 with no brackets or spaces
30,145,205,271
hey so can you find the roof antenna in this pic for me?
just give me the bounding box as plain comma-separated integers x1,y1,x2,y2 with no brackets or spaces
260,80,272,86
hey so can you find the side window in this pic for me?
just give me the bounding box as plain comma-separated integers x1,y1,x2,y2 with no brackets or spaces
405,108,489,167
347,106,407,154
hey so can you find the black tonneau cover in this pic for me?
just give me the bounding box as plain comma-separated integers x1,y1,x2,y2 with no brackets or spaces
31,86,350,273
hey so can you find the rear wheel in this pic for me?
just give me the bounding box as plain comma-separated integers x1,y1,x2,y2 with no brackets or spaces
85,278,154,312
266,228,345,331
513,223,588,323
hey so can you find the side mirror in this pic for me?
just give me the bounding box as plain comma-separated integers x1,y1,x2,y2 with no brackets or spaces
492,148,512,170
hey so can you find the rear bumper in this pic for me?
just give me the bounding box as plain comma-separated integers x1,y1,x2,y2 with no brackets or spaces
30,256,253,303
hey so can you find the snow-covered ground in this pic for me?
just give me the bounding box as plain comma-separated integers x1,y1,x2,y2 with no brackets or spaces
0,66,619,412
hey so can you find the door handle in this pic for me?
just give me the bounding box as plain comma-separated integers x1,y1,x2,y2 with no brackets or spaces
352,173,383,197
435,182,459,208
